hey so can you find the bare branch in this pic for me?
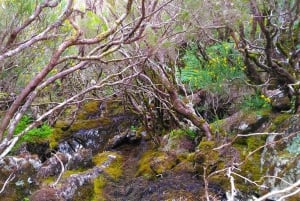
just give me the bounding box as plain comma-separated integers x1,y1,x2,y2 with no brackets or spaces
0,172,15,194
255,179,300,201
0,0,74,61
51,153,66,187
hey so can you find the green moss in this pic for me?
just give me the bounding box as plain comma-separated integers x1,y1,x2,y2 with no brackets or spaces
209,174,230,191
169,128,196,140
136,150,164,178
72,182,94,201
47,125,70,148
169,129,186,138
41,176,56,186
233,135,267,192
92,175,106,201
211,119,227,136
186,152,195,162
83,101,100,113
77,100,100,120
273,113,291,125
61,169,87,179
198,140,216,150
267,112,290,132
93,152,123,181
105,100,124,116
196,140,219,167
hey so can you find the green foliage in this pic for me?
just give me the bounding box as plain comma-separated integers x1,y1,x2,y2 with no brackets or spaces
240,93,271,111
185,128,197,139
169,128,196,139
287,133,300,155
14,115,53,143
169,129,185,138
130,125,137,132
1,0,41,16
14,115,32,135
178,42,244,92
78,10,108,38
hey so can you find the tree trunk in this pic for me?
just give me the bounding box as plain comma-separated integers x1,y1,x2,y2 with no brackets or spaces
169,90,212,140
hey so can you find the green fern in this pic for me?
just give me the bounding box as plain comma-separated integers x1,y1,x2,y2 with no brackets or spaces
177,42,244,92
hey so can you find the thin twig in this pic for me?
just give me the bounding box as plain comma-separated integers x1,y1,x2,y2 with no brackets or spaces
0,172,15,194
255,179,300,201
51,153,65,187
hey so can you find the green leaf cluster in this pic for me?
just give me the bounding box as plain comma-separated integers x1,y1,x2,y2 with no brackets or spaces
240,93,271,111
178,42,244,92
14,115,53,143
169,128,197,139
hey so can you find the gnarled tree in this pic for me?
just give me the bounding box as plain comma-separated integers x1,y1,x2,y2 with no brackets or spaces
0,0,212,157
235,0,300,112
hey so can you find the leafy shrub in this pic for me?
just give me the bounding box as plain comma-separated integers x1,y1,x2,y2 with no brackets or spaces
240,93,271,111
14,115,53,143
177,42,244,92
177,42,245,120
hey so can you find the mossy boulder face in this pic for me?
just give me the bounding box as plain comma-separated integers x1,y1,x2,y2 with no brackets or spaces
0,155,42,200
93,151,123,181
212,110,270,135
92,175,106,201
161,129,196,159
172,152,196,173
259,114,300,200
32,151,121,201
30,188,64,201
136,150,178,178
235,136,267,191
266,113,292,132
194,141,223,174
105,129,142,150
48,99,130,149
49,117,112,149
90,151,123,201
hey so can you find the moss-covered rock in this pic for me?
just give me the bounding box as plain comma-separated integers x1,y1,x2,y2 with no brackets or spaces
173,152,196,174
30,188,64,201
161,129,195,159
93,151,123,181
92,175,106,201
136,150,178,178
212,110,270,135
0,155,42,201
233,134,267,192
195,141,221,174
47,98,127,149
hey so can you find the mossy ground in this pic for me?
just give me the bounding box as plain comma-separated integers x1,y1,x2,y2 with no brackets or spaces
136,150,163,178
136,150,178,178
91,152,123,201
92,175,106,201
93,151,123,181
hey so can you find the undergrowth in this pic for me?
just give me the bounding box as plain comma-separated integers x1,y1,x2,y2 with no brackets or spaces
177,42,244,92
14,115,53,144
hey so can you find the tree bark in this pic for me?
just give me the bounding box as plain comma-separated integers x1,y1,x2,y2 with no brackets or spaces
169,90,212,140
